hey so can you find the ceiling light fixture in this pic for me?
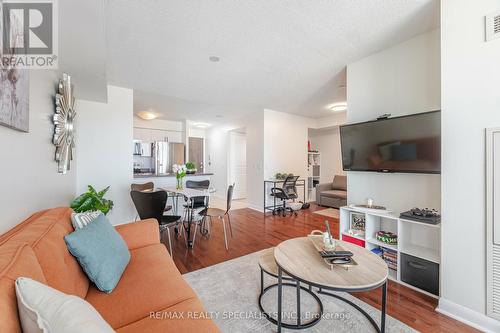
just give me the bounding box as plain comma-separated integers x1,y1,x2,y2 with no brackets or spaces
329,102,348,112
137,111,158,120
209,56,220,62
193,122,211,129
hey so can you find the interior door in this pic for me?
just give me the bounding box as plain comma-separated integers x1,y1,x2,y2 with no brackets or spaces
188,137,204,173
229,132,247,199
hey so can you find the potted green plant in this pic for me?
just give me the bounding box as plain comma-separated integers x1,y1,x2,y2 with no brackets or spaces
185,162,197,174
70,185,114,215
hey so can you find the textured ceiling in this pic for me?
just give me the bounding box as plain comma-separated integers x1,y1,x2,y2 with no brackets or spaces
106,0,439,121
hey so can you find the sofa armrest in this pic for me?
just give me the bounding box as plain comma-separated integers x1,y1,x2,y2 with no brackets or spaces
115,219,160,250
316,183,333,204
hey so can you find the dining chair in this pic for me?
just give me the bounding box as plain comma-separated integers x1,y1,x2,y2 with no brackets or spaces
196,184,234,250
130,182,172,214
130,182,154,191
184,179,210,222
185,180,210,207
130,190,184,257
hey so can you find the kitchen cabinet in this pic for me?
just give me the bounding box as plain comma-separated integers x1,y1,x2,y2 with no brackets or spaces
151,129,168,142
133,127,183,143
133,128,152,142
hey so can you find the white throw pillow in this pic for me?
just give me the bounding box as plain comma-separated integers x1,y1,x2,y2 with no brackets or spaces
15,277,114,333
71,211,102,230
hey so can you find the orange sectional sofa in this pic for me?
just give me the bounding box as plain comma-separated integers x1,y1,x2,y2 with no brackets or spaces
0,207,220,332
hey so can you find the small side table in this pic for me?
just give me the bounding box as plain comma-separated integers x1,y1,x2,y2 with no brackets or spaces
258,248,323,329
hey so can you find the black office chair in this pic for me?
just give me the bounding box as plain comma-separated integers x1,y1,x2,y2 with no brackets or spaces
130,190,183,257
271,175,300,217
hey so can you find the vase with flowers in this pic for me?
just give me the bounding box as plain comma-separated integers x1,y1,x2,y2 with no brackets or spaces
172,164,187,190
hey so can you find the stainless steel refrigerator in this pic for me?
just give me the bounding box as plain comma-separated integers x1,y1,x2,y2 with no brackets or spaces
154,142,185,175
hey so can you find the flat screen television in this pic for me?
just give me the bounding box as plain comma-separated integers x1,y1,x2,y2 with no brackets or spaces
340,111,441,174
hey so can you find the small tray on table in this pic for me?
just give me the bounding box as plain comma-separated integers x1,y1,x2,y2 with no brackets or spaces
307,235,358,270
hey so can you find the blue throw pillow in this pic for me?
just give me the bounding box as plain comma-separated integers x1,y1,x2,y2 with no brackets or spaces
64,214,130,293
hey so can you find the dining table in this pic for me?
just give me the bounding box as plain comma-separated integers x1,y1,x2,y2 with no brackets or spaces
161,187,212,248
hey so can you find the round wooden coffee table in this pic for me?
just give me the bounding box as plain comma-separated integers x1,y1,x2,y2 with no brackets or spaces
274,237,389,333
258,248,323,329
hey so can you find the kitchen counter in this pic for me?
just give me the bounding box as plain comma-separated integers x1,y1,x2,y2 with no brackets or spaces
133,173,214,179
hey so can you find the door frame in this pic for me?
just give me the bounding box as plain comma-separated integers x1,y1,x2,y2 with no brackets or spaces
227,129,247,200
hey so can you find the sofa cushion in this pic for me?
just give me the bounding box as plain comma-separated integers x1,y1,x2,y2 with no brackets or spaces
115,219,160,250
0,208,89,298
116,298,220,333
0,244,47,333
332,175,347,191
321,190,347,199
85,243,197,329
64,214,130,293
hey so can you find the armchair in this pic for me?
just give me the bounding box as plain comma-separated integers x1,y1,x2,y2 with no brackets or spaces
316,175,347,208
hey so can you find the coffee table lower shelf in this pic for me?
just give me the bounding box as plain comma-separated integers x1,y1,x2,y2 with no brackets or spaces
276,265,388,333
258,266,323,329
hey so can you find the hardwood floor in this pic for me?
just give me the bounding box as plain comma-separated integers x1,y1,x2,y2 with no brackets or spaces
166,204,478,333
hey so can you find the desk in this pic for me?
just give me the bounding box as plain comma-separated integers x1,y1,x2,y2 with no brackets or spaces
162,187,211,248
263,179,306,213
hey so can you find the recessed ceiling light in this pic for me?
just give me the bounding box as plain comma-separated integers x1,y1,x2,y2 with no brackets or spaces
209,56,220,62
215,115,223,118
193,122,211,129
329,102,348,112
137,111,158,120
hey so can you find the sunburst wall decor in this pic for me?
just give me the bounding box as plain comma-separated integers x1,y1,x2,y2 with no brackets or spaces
53,73,76,174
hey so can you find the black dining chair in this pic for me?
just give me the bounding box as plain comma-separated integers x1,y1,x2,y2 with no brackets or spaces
130,190,183,257
183,180,210,221
185,180,210,207
270,175,300,217
197,184,235,250
130,182,172,215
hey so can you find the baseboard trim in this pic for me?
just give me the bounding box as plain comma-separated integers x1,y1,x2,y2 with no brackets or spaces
211,194,226,200
437,298,500,333
247,204,263,213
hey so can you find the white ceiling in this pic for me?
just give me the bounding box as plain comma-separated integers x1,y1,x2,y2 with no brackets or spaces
105,0,439,121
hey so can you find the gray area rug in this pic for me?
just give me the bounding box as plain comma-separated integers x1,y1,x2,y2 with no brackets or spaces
184,250,418,333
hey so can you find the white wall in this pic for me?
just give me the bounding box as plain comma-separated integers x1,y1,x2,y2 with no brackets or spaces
76,86,136,225
245,112,265,210
439,1,500,331
263,109,315,179
346,29,441,212
205,112,264,210
206,109,315,210
309,127,345,184
0,70,77,233
205,125,231,196
262,109,315,207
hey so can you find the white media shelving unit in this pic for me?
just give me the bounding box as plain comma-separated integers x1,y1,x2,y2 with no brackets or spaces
307,152,321,202
340,205,441,298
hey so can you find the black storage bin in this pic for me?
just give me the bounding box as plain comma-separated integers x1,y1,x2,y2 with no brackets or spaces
400,252,439,296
